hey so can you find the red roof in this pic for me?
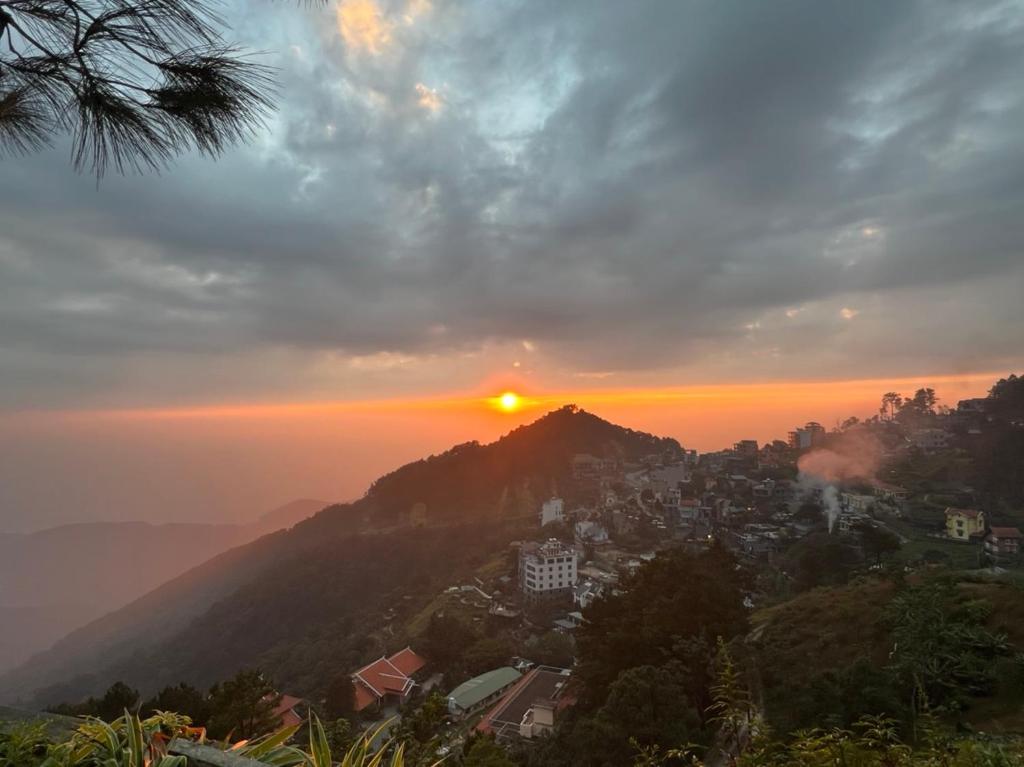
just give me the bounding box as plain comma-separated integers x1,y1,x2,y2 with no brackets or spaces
388,647,427,676
353,682,378,712
945,507,983,519
989,527,1022,539
351,647,426,711
268,694,304,730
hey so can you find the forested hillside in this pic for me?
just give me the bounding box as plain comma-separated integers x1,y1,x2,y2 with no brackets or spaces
0,406,676,706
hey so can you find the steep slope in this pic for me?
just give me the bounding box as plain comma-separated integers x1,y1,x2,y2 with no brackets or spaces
0,499,327,677
0,406,680,705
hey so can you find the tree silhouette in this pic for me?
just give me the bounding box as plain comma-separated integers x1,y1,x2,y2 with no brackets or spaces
0,0,276,176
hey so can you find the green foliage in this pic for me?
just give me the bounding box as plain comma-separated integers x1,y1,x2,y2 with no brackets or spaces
206,669,281,741
324,676,358,720
0,721,50,767
463,637,516,677
141,683,211,724
36,710,191,767
526,631,576,668
886,582,1009,721
47,681,140,720
0,711,441,767
575,545,749,711
462,735,516,767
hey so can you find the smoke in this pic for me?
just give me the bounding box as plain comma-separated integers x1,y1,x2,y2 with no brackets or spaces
796,430,882,533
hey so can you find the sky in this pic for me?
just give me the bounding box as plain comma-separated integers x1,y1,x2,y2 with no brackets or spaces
1,0,1023,531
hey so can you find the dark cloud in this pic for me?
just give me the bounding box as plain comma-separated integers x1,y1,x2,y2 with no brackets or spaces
2,0,1023,407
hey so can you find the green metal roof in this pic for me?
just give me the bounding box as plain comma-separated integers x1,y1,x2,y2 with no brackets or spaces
447,666,522,710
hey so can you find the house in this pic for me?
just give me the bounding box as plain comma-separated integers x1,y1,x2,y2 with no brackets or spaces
267,694,304,730
447,667,522,719
571,454,620,482
519,539,577,604
540,498,565,527
945,508,986,541
788,422,825,450
477,666,573,741
985,527,1022,561
352,647,427,712
871,481,909,507
841,493,875,514
911,428,952,452
574,520,609,546
573,578,604,610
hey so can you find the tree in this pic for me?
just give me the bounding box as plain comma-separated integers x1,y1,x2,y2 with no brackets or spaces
880,392,903,422
323,718,355,756
574,545,749,713
855,522,900,566
141,682,211,724
0,0,275,176
528,631,575,668
95,681,140,721
420,612,478,668
464,636,516,676
207,669,281,741
324,674,357,720
463,734,515,767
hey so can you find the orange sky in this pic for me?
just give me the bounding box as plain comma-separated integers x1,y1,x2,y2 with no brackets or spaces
0,371,998,532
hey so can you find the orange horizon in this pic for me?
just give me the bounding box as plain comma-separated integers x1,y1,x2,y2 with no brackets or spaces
12,369,1003,422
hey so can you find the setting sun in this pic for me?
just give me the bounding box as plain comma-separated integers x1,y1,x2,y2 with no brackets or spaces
498,391,521,412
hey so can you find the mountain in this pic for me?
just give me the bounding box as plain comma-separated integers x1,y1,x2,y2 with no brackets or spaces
0,406,680,706
0,499,327,676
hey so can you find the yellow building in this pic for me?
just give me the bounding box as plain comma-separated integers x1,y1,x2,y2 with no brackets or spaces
945,507,986,541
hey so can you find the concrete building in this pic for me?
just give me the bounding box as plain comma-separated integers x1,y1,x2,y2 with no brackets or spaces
540,497,565,527
985,527,1022,561
477,666,573,741
788,422,825,450
519,539,577,603
945,508,986,541
911,428,952,452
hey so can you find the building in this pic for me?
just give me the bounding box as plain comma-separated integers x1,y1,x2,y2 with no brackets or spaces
476,666,573,741
571,453,621,482
267,694,304,731
985,527,1022,561
788,422,825,450
733,439,759,457
911,428,952,452
447,667,522,719
945,508,986,541
840,492,875,514
540,497,565,527
871,481,909,507
519,539,578,603
574,520,609,546
573,578,604,609
352,647,427,712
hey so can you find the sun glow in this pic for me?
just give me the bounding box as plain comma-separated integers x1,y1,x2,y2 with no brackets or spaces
497,391,521,412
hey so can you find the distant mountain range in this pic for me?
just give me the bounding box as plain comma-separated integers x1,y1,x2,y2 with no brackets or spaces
0,499,328,676
0,406,679,706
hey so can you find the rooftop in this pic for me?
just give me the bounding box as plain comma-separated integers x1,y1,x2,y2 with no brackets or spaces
478,666,572,737
448,667,522,710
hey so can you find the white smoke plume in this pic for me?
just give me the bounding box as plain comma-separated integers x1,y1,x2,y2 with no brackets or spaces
796,430,882,533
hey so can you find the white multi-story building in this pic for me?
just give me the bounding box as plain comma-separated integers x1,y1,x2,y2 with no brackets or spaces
540,497,565,527
519,539,577,603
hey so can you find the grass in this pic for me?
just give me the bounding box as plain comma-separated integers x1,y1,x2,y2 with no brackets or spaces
749,575,1024,734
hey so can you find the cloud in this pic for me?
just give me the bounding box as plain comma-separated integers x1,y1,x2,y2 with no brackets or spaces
1,0,1024,407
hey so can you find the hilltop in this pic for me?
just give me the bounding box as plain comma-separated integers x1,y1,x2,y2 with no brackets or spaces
0,406,679,706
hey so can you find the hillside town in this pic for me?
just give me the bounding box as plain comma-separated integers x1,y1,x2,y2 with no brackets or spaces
4,377,1024,767
237,383,1024,761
